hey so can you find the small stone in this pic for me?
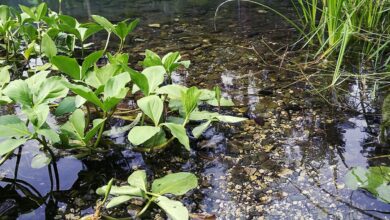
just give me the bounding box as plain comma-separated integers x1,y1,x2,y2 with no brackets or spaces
148,23,161,28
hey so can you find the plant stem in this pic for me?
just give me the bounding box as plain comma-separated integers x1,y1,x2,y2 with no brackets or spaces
103,32,112,53
137,198,155,217
93,111,107,148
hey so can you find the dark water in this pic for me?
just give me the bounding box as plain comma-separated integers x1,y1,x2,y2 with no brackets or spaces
0,0,390,219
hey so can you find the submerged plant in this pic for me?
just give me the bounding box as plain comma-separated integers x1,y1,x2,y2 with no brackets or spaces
95,170,198,219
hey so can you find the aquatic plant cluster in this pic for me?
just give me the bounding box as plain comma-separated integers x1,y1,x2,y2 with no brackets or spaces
0,3,246,219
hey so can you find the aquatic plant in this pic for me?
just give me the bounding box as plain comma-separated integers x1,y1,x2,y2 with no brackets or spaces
93,170,198,219
345,166,390,203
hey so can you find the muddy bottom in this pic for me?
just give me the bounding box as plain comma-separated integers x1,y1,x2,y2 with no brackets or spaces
0,0,390,219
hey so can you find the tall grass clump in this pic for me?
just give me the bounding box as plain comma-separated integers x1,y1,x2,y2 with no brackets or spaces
293,0,390,86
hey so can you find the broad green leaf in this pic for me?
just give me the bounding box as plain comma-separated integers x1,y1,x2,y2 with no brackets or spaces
37,128,61,143
31,152,51,169
181,87,201,117
154,196,189,220
22,104,50,129
162,123,190,151
61,109,85,141
79,23,103,42
142,129,167,148
65,83,105,110
81,50,104,76
34,76,68,105
152,172,198,195
127,18,139,33
128,126,161,146
156,84,188,100
41,33,57,59
96,185,143,197
127,170,147,192
0,65,11,87
189,111,219,121
0,138,29,156
25,71,49,92
137,95,163,126
106,195,132,209
142,50,162,67
126,67,149,95
55,97,76,116
92,15,115,32
142,66,165,94
207,98,235,107
162,52,180,73
3,80,32,106
345,166,390,203
85,64,118,89
52,56,81,80
192,120,211,138
215,115,246,123
113,21,128,41
35,3,47,21
19,5,35,20
84,118,106,143
199,89,215,101
0,115,30,138
103,72,130,111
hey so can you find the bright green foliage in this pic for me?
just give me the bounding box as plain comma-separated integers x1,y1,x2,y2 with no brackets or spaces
97,170,197,219
142,50,191,77
345,166,390,203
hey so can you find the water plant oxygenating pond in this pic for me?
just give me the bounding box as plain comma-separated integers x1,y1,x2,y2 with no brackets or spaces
0,0,390,219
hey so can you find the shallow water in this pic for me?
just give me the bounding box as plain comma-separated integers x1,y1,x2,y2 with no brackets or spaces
0,0,390,219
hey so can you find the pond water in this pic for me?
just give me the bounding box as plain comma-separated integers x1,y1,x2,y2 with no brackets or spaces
1,0,390,219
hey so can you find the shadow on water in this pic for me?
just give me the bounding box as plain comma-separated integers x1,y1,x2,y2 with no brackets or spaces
0,0,390,219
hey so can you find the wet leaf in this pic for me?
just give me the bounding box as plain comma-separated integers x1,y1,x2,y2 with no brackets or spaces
31,152,51,169
0,138,29,156
154,196,189,220
137,95,163,126
106,195,132,209
128,126,161,146
127,170,147,192
0,115,30,138
152,172,197,196
162,123,190,151
96,185,143,197
41,33,57,59
192,120,211,138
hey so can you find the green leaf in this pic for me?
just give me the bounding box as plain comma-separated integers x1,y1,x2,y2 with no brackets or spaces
181,87,201,118
92,15,115,32
103,113,141,137
162,52,180,73
189,111,218,121
35,3,47,21
85,64,118,89
52,56,81,80
37,128,61,143
31,152,51,169
154,196,189,220
84,118,106,143
61,109,85,141
142,66,166,94
207,98,235,107
79,23,103,42
127,170,147,192
41,33,57,59
127,18,139,33
192,120,211,138
81,50,104,76
3,80,32,106
34,76,69,105
55,97,77,116
0,65,11,88
113,21,128,41
22,104,50,129
106,195,132,209
152,172,198,196
142,129,167,148
126,67,149,95
156,84,188,100
215,115,246,123
0,138,29,156
19,5,35,20
162,123,190,151
96,185,143,197
103,72,130,112
137,95,163,126
142,50,162,67
0,115,30,138
128,126,161,146
65,83,105,110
